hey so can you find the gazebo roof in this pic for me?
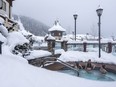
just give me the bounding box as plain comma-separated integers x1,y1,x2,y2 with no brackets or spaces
48,20,66,32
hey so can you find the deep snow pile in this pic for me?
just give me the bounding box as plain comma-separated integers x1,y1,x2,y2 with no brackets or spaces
25,50,51,60
0,46,116,87
7,31,29,49
0,18,51,59
0,17,116,87
0,17,9,38
0,33,7,44
17,19,46,48
59,50,116,64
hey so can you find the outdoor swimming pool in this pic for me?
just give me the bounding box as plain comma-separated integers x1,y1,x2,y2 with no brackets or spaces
59,69,116,81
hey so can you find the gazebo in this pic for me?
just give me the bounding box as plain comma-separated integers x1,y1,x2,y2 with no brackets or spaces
48,20,66,40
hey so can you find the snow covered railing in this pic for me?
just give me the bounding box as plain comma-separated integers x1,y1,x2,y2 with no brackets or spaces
0,14,19,32
67,41,116,53
67,40,116,45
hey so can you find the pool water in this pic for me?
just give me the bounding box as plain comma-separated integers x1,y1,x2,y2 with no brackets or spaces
58,69,116,81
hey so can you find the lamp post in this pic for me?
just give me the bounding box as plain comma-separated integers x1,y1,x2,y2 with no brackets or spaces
96,5,103,58
73,14,78,41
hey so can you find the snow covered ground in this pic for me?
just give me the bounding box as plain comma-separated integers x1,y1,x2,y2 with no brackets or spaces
1,46,116,87
25,50,51,60
1,16,116,87
59,50,116,64
55,49,65,54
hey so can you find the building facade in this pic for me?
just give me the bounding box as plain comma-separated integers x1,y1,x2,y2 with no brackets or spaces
0,0,19,32
0,0,14,18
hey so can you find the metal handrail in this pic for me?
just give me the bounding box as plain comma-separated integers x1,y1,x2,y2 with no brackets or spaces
57,59,79,76
42,57,79,76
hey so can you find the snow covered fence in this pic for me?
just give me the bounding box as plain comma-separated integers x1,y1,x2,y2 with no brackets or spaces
67,41,116,53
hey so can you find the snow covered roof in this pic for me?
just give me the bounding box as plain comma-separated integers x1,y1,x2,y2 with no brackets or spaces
48,20,66,32
47,34,55,40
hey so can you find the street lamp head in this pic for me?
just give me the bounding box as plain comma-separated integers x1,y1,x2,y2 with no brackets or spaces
96,5,103,16
73,14,78,20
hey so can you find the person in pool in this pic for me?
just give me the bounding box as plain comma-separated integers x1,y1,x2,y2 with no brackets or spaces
100,64,107,74
74,62,83,70
85,59,95,71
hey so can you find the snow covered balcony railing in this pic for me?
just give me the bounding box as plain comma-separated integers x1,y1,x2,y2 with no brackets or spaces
0,14,19,32
66,41,116,53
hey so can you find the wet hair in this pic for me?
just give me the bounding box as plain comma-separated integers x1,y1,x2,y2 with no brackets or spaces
87,59,91,64
76,62,79,67
102,64,106,69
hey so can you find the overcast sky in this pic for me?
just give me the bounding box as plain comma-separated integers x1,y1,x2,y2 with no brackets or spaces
12,0,116,37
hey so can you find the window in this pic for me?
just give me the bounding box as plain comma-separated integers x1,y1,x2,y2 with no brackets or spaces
2,1,6,11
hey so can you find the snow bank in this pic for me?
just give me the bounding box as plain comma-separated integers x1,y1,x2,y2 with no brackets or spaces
0,17,9,38
0,49,116,87
0,24,9,37
25,50,51,60
55,49,65,54
7,31,29,48
0,33,7,44
40,42,47,47
59,51,116,64
1,14,116,87
17,19,46,48
0,17,4,23
2,45,28,63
